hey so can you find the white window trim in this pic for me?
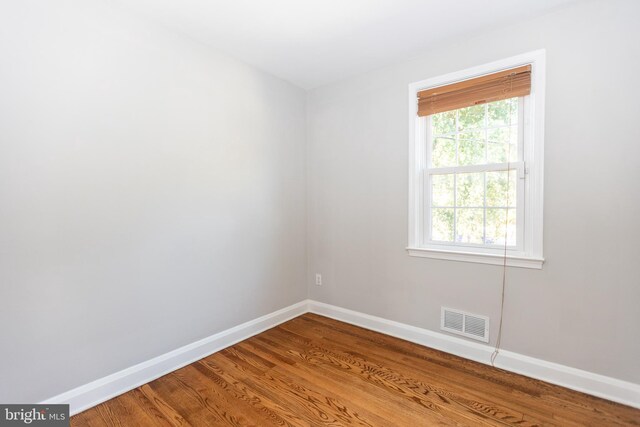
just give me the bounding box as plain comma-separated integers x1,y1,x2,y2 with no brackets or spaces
407,50,545,269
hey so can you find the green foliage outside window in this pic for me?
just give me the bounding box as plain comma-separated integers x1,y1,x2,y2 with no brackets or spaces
429,98,518,246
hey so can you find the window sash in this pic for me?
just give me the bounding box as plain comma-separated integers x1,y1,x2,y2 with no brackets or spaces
423,167,525,251
426,98,524,169
422,98,525,252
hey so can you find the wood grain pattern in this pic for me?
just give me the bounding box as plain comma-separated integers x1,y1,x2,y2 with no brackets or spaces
416,65,531,116
71,314,640,426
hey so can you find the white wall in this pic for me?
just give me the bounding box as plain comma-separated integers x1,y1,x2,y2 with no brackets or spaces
0,0,307,402
307,0,640,383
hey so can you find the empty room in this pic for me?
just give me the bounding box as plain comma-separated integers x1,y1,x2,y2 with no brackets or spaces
1,0,639,425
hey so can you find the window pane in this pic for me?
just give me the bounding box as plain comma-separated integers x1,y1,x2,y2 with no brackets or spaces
456,208,484,244
487,126,518,163
432,208,454,242
458,130,486,165
485,208,516,246
488,98,518,127
487,126,518,145
432,137,456,167
431,110,456,135
458,104,485,130
431,174,454,207
486,171,517,207
456,172,484,207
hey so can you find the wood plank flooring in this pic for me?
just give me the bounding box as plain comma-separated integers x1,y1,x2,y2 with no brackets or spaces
71,313,640,426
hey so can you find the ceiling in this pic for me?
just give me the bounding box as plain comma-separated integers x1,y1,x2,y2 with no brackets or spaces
118,0,579,89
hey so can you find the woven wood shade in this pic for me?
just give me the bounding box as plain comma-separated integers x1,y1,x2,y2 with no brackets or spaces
417,65,531,117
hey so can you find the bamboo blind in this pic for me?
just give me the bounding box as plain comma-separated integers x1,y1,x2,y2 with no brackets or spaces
417,65,531,116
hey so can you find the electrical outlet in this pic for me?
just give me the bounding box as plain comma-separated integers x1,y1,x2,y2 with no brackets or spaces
315,273,322,286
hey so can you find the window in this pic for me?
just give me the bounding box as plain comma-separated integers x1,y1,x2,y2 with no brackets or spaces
427,97,523,248
408,51,545,268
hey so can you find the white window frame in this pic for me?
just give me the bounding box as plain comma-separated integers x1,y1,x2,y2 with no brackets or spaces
407,50,545,269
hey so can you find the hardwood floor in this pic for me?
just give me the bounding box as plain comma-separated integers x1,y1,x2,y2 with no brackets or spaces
72,314,640,426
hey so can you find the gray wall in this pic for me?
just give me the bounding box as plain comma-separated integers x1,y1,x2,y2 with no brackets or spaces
307,0,640,383
0,0,307,402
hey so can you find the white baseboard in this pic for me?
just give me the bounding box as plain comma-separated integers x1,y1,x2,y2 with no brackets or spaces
307,300,640,409
42,298,639,415
42,300,308,415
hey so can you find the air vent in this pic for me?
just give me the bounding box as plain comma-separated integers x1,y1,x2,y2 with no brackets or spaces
441,307,489,342
443,310,463,331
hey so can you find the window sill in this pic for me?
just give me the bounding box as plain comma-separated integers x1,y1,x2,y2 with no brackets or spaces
406,247,544,269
